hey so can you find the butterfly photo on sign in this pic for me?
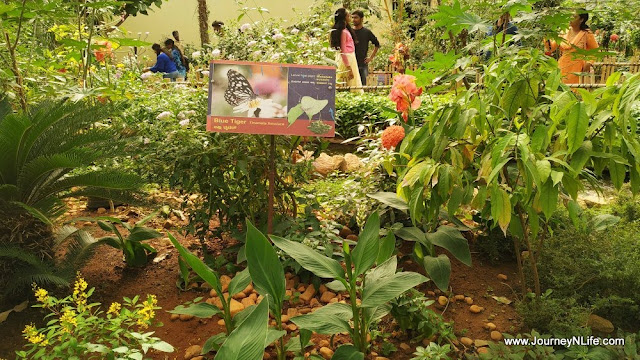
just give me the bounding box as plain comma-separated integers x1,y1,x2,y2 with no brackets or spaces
209,64,288,119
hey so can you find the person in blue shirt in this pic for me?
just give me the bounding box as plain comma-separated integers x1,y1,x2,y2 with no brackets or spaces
143,43,179,81
484,13,519,59
164,39,186,79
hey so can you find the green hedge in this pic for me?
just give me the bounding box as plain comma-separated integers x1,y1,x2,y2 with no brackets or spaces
334,92,448,139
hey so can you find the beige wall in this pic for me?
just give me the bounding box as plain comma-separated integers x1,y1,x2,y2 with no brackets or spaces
121,0,315,48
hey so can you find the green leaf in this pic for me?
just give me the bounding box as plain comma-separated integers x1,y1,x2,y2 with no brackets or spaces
245,221,285,314
367,192,409,210
300,96,329,118
168,234,221,293
536,160,551,183
566,102,589,155
609,160,626,190
426,226,471,267
394,227,428,247
502,80,533,119
291,303,352,335
567,200,582,228
265,329,286,347
487,157,512,184
540,180,558,219
271,236,344,279
365,256,398,285
215,297,269,360
331,345,364,360
491,187,511,235
149,341,174,353
592,214,620,231
287,104,304,126
228,268,251,296
168,302,222,318
361,272,428,308
423,255,451,291
202,333,227,353
352,212,380,276
376,232,396,264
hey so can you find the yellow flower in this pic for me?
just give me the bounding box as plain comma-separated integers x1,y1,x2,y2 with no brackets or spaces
23,324,37,336
107,302,121,315
116,63,125,69
34,288,49,303
60,308,78,333
73,275,88,307
27,333,45,344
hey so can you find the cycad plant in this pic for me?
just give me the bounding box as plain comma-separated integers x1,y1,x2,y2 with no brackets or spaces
0,97,144,301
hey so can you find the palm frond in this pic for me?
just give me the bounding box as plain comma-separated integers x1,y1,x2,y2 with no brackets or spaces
0,184,18,201
38,171,143,204
0,245,54,272
5,269,72,294
16,148,101,200
8,201,53,226
0,112,31,185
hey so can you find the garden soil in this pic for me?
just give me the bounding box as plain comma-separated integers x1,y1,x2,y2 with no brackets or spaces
0,199,522,359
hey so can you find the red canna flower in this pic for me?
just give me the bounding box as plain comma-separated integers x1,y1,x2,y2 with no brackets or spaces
381,125,405,149
389,74,422,122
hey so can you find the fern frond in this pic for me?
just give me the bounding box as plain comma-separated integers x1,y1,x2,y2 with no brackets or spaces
0,245,54,272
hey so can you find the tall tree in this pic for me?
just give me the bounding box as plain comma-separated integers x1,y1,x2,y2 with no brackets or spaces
197,0,210,46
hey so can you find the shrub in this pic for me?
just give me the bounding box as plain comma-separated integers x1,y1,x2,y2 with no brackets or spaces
533,204,640,331
334,92,446,139
16,276,173,359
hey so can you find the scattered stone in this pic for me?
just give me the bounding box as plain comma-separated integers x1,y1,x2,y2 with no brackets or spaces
342,153,362,172
399,343,411,353
477,347,489,354
97,207,107,215
318,284,328,294
163,220,173,229
474,339,489,347
469,305,484,313
438,296,448,306
243,283,254,295
179,314,194,321
287,324,297,332
427,291,436,297
484,322,497,331
217,319,225,326
287,308,297,318
313,153,346,177
588,314,615,334
454,294,465,301
249,293,258,301
319,340,330,348
232,291,247,300
320,291,336,303
346,234,358,241
491,331,503,341
184,345,202,359
281,315,289,323
229,299,244,317
497,274,508,281
192,357,204,360
309,298,320,307
298,307,312,314
286,279,295,290
241,297,256,308
339,226,352,238
299,284,316,302
465,296,474,305
375,357,390,360
297,284,306,292
329,298,339,303
422,338,431,346
319,347,334,359
263,353,271,360
170,313,179,321
460,337,474,346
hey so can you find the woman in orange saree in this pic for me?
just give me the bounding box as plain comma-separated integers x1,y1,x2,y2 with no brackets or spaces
546,11,599,84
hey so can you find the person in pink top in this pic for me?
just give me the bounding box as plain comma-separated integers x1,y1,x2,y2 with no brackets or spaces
330,8,364,93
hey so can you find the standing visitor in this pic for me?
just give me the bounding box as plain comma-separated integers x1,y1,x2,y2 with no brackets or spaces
164,39,187,79
143,44,179,81
545,10,599,84
351,10,380,86
331,8,363,93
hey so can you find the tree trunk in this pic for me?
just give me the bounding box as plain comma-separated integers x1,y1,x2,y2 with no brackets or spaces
197,0,210,47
